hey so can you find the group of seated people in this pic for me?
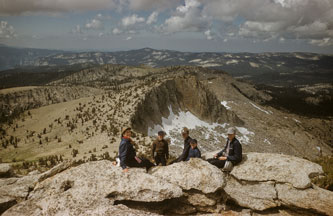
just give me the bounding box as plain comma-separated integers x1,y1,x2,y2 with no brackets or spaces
117,126,242,172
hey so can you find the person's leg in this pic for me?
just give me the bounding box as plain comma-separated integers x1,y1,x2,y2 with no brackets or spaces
140,157,155,171
154,155,161,165
127,157,154,171
169,156,181,165
160,156,166,166
207,158,226,168
207,158,216,163
126,158,141,168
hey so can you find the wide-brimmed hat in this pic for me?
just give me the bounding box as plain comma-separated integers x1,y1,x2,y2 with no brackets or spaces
227,127,236,135
121,127,131,137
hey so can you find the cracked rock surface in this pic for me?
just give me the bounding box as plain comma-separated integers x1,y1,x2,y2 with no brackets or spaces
1,153,332,215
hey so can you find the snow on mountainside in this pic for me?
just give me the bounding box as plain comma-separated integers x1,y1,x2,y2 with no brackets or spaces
1,46,333,86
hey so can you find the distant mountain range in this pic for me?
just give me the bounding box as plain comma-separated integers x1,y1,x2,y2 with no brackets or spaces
1,45,333,86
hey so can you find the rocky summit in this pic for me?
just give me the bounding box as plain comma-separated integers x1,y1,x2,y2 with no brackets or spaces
1,153,332,216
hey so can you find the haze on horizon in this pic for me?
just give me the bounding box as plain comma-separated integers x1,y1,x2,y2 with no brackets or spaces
0,0,333,54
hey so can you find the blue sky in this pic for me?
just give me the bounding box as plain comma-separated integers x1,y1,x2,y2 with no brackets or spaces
0,0,333,53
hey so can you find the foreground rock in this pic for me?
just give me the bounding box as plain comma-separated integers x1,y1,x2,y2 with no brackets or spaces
230,153,323,189
2,153,333,216
276,184,333,216
224,176,278,211
224,153,332,215
0,173,40,214
3,160,182,216
0,162,74,215
0,163,13,178
150,158,226,193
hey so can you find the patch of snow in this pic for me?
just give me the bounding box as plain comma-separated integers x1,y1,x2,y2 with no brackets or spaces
249,62,259,68
295,54,319,61
148,106,227,144
221,101,231,110
235,127,255,144
152,51,162,55
226,59,238,65
189,59,202,63
147,106,254,148
208,81,213,84
200,63,222,67
250,102,270,115
293,118,301,123
264,138,271,145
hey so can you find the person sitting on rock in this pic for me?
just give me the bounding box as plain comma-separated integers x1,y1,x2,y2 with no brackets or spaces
152,131,169,166
186,139,201,161
119,127,155,172
170,127,193,164
207,127,242,169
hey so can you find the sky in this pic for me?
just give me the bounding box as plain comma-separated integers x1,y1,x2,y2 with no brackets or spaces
0,0,333,53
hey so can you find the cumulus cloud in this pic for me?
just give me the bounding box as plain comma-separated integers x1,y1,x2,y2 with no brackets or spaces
310,38,333,47
71,25,83,34
121,14,145,27
112,27,122,35
161,0,210,34
85,18,103,30
146,11,158,25
0,21,17,39
204,30,214,40
202,0,333,46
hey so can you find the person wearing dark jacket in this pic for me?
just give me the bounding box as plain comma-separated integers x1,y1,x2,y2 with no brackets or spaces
207,127,242,168
171,127,192,164
152,131,169,166
119,127,155,172
186,139,201,161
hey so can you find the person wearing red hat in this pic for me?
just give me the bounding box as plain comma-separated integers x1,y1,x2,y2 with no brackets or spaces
118,127,154,172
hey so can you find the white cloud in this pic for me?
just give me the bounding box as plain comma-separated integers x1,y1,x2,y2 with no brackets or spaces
121,14,145,27
125,36,132,40
0,0,118,15
85,18,103,30
72,25,83,34
146,11,158,25
161,0,210,34
95,13,112,20
202,0,333,45
112,27,122,35
204,30,214,40
310,38,333,47
0,21,16,38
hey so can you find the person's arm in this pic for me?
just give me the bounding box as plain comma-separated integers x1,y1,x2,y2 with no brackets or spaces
197,149,201,158
227,141,242,163
216,150,224,157
119,142,128,169
165,141,169,159
178,143,191,162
